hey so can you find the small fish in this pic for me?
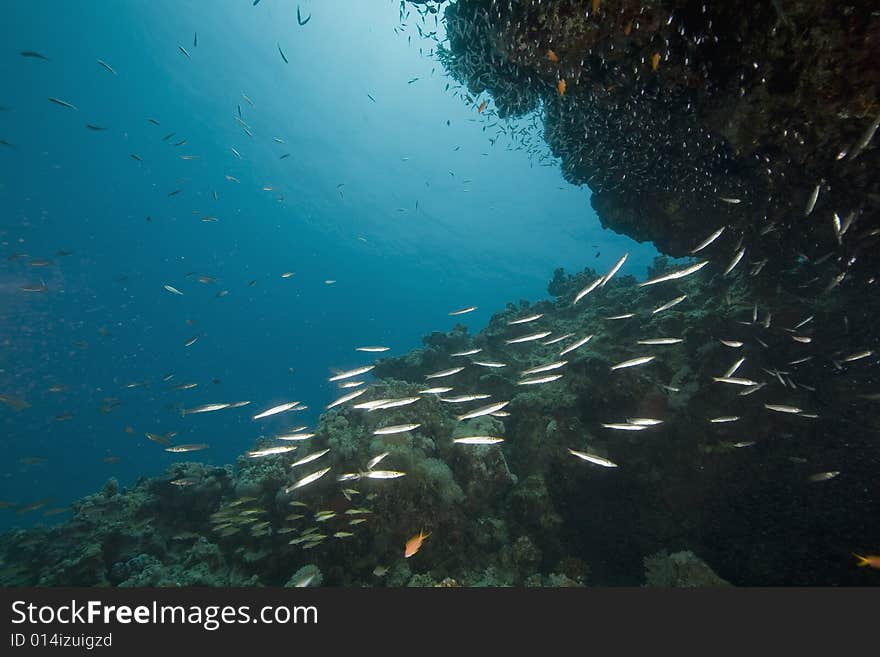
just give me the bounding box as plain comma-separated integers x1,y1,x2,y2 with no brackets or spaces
329,365,375,382
193,32,197,47
610,356,655,371
691,227,726,254
651,52,661,71
719,197,741,204
473,360,507,368
453,436,505,445
505,331,551,344
366,452,389,470
518,374,563,385
626,418,664,426
449,305,477,316
805,184,820,216
419,387,453,394
713,376,760,386
48,97,77,110
568,449,618,468
178,45,190,58
21,51,50,60
601,253,629,287
326,389,367,410
277,43,289,64
170,477,199,487
425,366,465,379
637,338,683,345
367,93,376,103
557,79,566,96
652,295,687,314
709,417,740,424
601,423,649,432
508,313,544,325
373,423,421,435
182,402,232,415
408,77,419,84
165,443,209,453
638,261,708,287
477,100,487,113
373,566,389,577
96,59,117,75
543,333,574,346
297,6,311,26
163,284,183,295
842,350,873,363
808,471,840,483
253,401,300,420
559,334,594,356
285,467,331,492
404,529,431,558
719,340,744,348
184,335,200,347
573,277,604,304
732,441,756,448
546,49,558,62
355,346,390,352
456,401,509,421
723,248,746,276
521,361,567,376
362,470,406,480
370,397,420,410
451,348,482,356
764,404,803,414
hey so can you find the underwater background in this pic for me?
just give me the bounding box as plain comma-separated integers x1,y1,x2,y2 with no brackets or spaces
0,0,878,587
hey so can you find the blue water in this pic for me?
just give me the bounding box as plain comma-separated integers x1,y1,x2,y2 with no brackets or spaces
0,0,659,528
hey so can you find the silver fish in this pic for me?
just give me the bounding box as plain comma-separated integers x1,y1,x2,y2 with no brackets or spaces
505,331,551,344
559,334,593,356
253,401,300,420
456,401,509,421
508,313,544,325
690,226,725,254
600,253,628,287
373,423,421,435
329,365,375,381
425,366,465,379
652,295,686,314
325,389,367,410
568,449,618,468
610,356,655,371
638,261,708,287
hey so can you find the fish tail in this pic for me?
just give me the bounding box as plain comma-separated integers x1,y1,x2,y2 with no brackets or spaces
852,552,869,567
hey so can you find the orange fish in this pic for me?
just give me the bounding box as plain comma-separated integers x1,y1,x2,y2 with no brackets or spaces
592,0,601,13
651,52,661,71
546,49,558,63
853,553,880,568
557,79,566,96
477,100,487,114
404,529,431,558
624,20,633,36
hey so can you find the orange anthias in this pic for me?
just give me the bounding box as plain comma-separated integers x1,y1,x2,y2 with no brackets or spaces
546,49,559,63
557,79,567,96
853,553,880,568
405,529,431,558
478,100,487,114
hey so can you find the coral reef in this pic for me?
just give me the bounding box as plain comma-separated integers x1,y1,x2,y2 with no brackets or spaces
438,0,880,284
3,253,876,586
